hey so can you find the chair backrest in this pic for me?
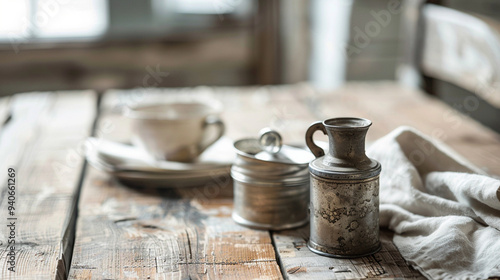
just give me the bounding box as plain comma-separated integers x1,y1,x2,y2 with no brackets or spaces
398,1,500,132
420,4,500,109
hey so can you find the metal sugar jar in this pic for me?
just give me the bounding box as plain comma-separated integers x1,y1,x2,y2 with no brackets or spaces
305,117,382,258
231,134,313,230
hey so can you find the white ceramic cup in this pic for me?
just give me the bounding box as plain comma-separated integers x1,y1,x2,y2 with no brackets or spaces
125,101,225,162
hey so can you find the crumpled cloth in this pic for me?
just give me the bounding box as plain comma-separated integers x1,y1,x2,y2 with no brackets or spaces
367,126,500,280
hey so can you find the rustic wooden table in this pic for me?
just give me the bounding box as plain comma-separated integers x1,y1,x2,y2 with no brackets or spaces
0,82,499,279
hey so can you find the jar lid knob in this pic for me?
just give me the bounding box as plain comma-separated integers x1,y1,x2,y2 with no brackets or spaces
258,128,282,154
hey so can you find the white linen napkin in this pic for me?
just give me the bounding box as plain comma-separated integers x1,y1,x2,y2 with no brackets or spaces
367,126,500,280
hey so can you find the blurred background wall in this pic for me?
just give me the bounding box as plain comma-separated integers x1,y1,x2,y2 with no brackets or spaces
0,0,258,95
0,0,499,96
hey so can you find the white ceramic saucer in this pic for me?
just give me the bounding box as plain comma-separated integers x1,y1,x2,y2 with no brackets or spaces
85,137,234,188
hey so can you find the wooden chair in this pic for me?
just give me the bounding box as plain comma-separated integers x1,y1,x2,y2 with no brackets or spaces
398,1,500,132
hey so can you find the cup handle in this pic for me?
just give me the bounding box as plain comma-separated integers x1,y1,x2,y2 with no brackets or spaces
305,121,326,158
199,115,225,153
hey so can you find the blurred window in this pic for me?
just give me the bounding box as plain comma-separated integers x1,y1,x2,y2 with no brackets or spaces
168,0,250,15
0,0,254,45
0,0,107,42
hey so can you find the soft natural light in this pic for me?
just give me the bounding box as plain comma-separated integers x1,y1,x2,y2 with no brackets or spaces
0,0,107,41
0,0,30,39
173,0,239,14
35,0,107,38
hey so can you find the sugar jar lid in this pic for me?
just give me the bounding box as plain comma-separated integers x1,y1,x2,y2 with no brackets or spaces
233,129,314,165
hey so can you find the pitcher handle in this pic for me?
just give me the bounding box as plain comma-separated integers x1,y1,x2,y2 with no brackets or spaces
305,121,327,158
199,115,225,153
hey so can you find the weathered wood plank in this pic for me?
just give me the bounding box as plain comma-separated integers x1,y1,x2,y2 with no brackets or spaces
69,88,294,279
0,91,96,279
70,177,282,279
273,227,424,279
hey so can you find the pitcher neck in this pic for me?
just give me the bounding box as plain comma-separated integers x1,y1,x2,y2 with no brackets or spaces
325,126,369,163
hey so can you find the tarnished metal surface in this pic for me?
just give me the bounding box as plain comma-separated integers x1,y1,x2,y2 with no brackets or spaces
231,138,311,230
308,175,380,257
232,177,309,230
306,117,382,258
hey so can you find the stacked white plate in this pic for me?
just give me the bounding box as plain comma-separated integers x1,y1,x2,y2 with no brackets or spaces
85,137,234,188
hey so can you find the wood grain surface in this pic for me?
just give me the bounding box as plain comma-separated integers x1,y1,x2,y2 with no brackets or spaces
69,169,282,279
1,82,498,279
68,88,291,279
0,91,96,279
273,227,424,279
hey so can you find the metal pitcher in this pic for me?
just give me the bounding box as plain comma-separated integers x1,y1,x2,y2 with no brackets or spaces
305,117,382,258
